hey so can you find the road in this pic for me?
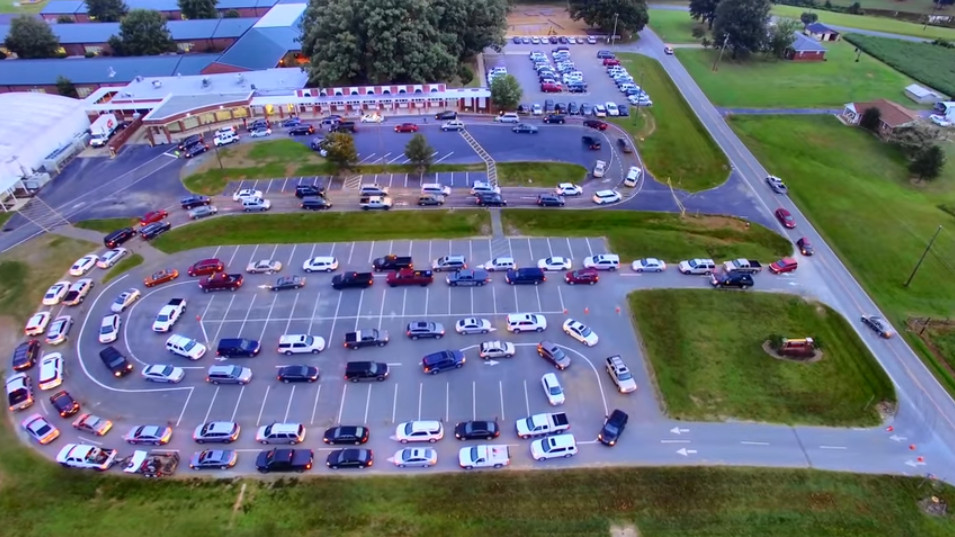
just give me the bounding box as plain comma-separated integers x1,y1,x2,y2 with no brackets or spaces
622,26,955,481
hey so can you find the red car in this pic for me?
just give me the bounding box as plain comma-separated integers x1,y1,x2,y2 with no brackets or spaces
602,58,620,66
541,83,562,93
394,123,419,133
187,258,224,277
564,268,599,285
769,257,798,274
140,210,168,226
775,208,796,229
584,119,608,131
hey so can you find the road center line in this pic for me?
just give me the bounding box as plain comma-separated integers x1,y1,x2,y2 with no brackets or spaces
660,439,691,444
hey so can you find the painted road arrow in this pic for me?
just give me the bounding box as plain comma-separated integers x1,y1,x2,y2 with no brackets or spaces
890,435,908,442
676,448,698,456
905,460,927,467
484,360,500,366
670,427,690,435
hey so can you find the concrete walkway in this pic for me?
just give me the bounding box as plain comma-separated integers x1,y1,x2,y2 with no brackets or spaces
50,225,168,263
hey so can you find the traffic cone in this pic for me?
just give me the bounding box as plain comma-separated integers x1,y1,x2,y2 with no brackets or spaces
886,426,894,432
563,309,568,315
910,444,917,451
584,307,589,315
615,306,621,314
918,456,925,462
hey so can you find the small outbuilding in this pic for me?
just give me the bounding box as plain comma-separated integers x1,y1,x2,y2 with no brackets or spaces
904,83,946,105
786,32,827,61
804,22,840,41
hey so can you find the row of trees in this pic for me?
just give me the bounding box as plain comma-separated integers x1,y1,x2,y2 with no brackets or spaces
85,0,218,22
567,0,649,39
690,0,798,59
319,131,436,174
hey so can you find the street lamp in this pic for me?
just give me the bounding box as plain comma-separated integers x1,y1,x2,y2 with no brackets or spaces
610,13,619,45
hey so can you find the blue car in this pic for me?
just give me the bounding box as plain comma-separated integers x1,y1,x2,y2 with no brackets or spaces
282,117,302,127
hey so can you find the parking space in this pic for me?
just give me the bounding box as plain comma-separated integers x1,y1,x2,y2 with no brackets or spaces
230,171,492,194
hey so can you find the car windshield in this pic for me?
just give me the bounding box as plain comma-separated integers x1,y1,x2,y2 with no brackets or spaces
183,340,196,351
604,422,620,435
548,385,561,395
100,325,112,334
618,369,633,380
579,326,592,337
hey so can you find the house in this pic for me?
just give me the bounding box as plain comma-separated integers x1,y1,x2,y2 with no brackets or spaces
804,22,840,42
904,83,946,105
840,99,919,137
786,32,827,61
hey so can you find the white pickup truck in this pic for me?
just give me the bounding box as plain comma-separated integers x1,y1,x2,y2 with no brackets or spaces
458,445,511,469
56,443,119,470
515,412,570,439
592,160,607,178
152,298,186,333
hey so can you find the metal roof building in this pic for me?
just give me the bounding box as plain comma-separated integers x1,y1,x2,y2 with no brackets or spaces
0,18,257,44
202,2,305,72
0,54,219,89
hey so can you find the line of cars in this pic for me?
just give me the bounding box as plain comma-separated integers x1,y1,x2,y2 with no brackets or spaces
599,51,653,108
512,35,599,46
529,47,588,94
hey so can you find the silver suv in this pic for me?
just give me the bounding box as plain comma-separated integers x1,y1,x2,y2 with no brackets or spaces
431,255,467,272
206,365,252,385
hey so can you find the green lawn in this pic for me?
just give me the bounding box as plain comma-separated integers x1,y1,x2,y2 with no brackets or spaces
631,290,895,424
0,211,13,228
843,33,955,99
730,115,955,394
772,5,955,41
648,8,705,43
0,0,48,13
153,210,490,253
615,54,730,191
502,210,791,261
102,253,143,284
495,162,587,187
74,217,138,233
183,139,329,195
677,40,914,108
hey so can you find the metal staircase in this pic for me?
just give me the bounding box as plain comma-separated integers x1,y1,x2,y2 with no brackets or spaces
459,129,497,188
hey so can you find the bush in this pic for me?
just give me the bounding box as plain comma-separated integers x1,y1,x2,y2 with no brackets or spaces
768,333,785,350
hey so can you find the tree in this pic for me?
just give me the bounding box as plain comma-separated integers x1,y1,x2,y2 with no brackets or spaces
4,16,60,59
859,107,881,132
110,9,175,56
56,76,79,98
711,0,771,59
909,145,945,181
429,0,508,60
323,132,358,172
56,15,75,23
765,19,799,59
179,0,217,20
689,0,720,29
404,134,435,173
223,8,239,17
86,0,127,22
567,0,649,38
490,74,522,111
800,11,818,26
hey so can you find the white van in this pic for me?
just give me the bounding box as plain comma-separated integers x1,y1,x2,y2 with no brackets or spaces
624,166,642,187
482,257,516,272
530,433,578,461
496,113,520,124
421,183,451,197
506,313,547,333
214,130,238,147
359,184,389,196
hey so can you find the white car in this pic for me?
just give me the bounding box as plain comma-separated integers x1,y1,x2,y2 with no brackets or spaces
38,353,64,390
62,278,93,306
479,340,516,360
214,131,238,147
302,256,339,273
165,334,207,361
393,447,438,468
592,190,621,205
531,104,543,115
606,355,638,393
562,318,599,346
24,311,51,336
541,373,565,406
395,420,444,443
111,288,142,313
97,248,128,269
506,313,548,333
45,315,73,345
593,105,607,117
232,188,263,202
56,444,118,470
455,317,492,335
537,257,572,271
360,113,384,123
554,183,582,196
277,334,326,355
631,258,667,273
69,255,98,276
470,182,501,196
98,314,121,344
530,433,578,461
583,254,620,271
246,259,283,274
6,372,33,411
930,114,952,127
141,364,185,384
605,102,619,116
482,257,516,272
249,127,272,137
42,281,70,306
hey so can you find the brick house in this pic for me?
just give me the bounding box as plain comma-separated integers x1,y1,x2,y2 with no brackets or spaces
840,99,920,137
786,32,827,61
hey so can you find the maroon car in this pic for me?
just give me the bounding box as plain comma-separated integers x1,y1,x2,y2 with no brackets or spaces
775,208,796,229
394,123,419,133
188,258,224,277
564,268,600,285
584,119,608,131
769,257,798,274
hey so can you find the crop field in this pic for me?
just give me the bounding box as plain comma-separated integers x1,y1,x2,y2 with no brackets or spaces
843,34,955,98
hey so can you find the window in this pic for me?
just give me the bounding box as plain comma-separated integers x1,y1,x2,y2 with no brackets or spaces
232,107,248,118
177,42,194,53
382,89,390,95
366,89,375,95
29,87,47,94
350,89,358,95
77,86,92,98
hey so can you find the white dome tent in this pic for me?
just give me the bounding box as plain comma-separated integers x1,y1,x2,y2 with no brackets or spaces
0,92,90,208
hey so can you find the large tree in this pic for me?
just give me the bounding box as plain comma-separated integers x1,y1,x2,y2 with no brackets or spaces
323,132,358,172
108,9,175,56
179,0,218,20
429,0,508,60
711,0,771,59
567,0,649,38
85,0,127,22
4,15,60,59
689,0,720,29
765,19,799,59
404,134,435,173
909,145,945,181
56,76,79,98
490,74,522,111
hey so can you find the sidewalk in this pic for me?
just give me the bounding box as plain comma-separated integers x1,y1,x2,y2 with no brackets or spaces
51,225,168,264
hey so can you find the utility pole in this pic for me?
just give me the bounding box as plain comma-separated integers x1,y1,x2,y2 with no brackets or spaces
208,127,224,170
711,34,730,71
610,13,619,45
904,225,942,288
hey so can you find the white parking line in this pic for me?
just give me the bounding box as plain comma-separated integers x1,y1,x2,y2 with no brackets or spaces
283,386,296,422
403,173,409,188
230,385,245,422
470,287,475,314
257,294,278,343
424,287,429,316
527,237,533,262
417,382,423,421
491,285,497,315
566,238,574,259
387,154,404,164
535,286,543,312
363,384,372,424
523,380,530,416
472,381,477,421
281,177,289,192
447,284,451,316
226,245,242,267
245,245,259,266
347,242,355,265
327,291,343,347
499,381,505,421
213,245,222,258
210,294,235,345
79,436,102,445
427,241,432,269
585,238,594,256
268,244,278,262
367,241,376,263
512,285,519,312
256,385,271,426
264,180,273,193
547,237,554,258
287,244,297,269
336,384,347,424
469,239,474,265
377,287,387,331
175,386,194,427
401,289,407,317
434,152,453,164
307,291,321,335
283,293,300,334
310,385,322,425
741,440,770,446
307,243,317,264
354,289,365,331
392,384,399,424
819,445,847,450
202,386,220,423
198,295,217,347
557,285,566,313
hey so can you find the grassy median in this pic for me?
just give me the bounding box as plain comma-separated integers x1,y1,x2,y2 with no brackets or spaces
496,162,587,187
631,289,895,425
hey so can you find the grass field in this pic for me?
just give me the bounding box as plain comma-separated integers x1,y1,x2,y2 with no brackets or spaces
152,211,490,253
502,210,791,261
677,40,914,108
730,115,955,394
102,253,143,284
0,0,48,13
75,217,138,233
495,161,587,187
772,5,955,40
844,33,955,98
0,211,13,228
615,54,730,191
648,8,705,43
183,139,329,195
630,290,895,424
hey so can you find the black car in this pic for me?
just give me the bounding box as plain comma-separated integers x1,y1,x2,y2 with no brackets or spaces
331,121,356,133
512,124,538,134
344,361,390,382
543,114,566,124
99,346,133,377
309,137,327,151
597,50,615,59
323,425,370,445
617,138,633,153
295,184,326,198
567,83,587,93
435,111,457,120
180,195,211,209
406,321,445,339
282,117,302,127
140,221,171,240
269,276,306,291
544,99,555,113
512,36,522,44
861,315,894,338
182,141,209,158
598,409,629,446
580,103,594,115
288,124,316,136
50,390,80,417
257,448,314,473
417,194,446,206
247,118,269,131
537,194,565,207
582,136,601,150
277,365,320,383
326,448,374,469
301,196,333,210
454,420,501,440
216,338,261,358
422,350,466,374
104,227,135,248
177,134,203,151
710,272,754,289
11,340,39,371
797,237,814,256
517,104,531,115
475,193,507,207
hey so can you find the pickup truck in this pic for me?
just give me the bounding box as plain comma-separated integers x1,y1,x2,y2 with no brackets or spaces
373,254,413,272
458,445,511,470
722,259,763,274
199,273,243,292
122,450,180,478
359,196,393,210
446,268,491,287
515,412,570,439
152,298,186,333
332,272,374,290
256,448,314,473
344,329,390,350
56,443,119,470
592,160,607,178
387,268,433,287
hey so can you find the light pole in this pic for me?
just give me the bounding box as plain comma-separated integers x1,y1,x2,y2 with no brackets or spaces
610,13,619,45
904,225,942,288
208,126,224,170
